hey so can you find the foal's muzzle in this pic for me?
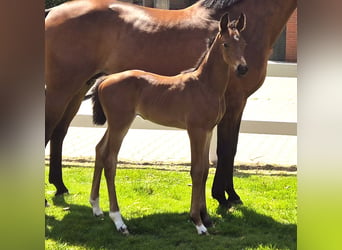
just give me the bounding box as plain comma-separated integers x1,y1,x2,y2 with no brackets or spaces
237,64,248,76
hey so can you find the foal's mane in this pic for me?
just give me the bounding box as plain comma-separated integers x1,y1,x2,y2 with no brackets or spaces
200,0,242,9
181,36,215,74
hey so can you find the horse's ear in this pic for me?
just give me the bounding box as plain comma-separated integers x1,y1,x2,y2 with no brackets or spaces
220,13,230,33
236,13,246,32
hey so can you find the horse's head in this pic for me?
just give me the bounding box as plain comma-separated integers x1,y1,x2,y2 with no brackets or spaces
219,12,248,77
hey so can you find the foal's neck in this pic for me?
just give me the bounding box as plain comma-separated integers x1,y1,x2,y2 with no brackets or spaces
195,35,230,96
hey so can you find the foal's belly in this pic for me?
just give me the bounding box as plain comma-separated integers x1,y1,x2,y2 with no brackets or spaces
136,102,188,130
136,91,223,131
139,114,187,130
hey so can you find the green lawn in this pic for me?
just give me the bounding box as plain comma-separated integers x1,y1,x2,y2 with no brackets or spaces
45,165,296,250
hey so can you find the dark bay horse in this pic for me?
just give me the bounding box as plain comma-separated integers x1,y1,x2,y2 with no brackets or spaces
45,0,297,206
90,13,247,235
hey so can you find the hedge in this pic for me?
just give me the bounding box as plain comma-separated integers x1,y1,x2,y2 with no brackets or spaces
46,0,68,8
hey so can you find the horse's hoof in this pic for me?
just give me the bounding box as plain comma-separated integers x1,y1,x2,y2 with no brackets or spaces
55,189,69,196
212,192,229,207
218,199,231,209
227,198,243,207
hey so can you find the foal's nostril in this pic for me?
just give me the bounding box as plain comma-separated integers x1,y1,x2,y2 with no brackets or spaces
237,65,248,76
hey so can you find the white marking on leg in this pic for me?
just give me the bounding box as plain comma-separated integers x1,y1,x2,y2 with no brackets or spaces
109,211,129,235
89,197,103,216
195,224,208,235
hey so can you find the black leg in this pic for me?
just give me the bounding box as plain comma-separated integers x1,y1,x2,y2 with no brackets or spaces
212,101,244,207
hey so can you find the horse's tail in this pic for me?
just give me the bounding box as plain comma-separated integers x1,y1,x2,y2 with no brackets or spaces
91,77,107,125
84,72,108,100
45,8,52,18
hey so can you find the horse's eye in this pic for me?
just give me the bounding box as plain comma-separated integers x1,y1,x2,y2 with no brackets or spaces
223,43,229,48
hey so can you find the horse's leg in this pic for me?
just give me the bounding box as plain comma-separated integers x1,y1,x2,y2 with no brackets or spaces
45,77,76,206
200,131,213,228
48,86,91,195
188,128,211,235
89,130,109,217
45,88,72,146
212,99,246,207
45,88,73,195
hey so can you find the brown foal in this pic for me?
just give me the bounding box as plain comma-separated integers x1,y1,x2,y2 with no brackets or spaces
46,0,296,208
89,13,247,235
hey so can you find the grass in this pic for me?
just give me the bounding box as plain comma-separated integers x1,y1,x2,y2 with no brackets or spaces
45,164,296,250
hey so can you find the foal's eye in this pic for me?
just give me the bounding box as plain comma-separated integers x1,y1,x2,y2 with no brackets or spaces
223,43,229,48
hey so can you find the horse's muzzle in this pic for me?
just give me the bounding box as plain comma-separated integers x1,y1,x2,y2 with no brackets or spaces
237,64,248,76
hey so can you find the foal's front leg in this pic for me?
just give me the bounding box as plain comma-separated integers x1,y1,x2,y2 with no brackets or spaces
89,158,104,217
200,131,213,228
188,128,212,235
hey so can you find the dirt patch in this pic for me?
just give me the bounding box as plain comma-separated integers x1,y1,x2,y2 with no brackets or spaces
45,156,296,175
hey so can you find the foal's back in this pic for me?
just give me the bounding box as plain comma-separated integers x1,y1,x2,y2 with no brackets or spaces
98,69,213,130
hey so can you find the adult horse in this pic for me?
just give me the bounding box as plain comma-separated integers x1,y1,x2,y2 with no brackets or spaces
45,0,297,206
89,13,247,234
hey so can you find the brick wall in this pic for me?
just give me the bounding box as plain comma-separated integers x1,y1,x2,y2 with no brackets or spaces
285,9,297,62
118,0,153,7
169,0,190,9
144,0,154,7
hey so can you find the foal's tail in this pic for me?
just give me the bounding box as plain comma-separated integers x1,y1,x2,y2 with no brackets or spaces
91,77,107,125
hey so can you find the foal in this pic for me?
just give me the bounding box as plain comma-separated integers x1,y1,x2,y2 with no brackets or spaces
90,13,247,235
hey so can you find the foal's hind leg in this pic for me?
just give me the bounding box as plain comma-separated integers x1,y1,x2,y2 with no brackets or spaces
94,113,135,235
89,130,109,217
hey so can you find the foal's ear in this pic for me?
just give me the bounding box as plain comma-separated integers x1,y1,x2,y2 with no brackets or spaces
219,13,230,33
236,13,246,32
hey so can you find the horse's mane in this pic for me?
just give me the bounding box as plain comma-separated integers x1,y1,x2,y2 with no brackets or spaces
181,36,215,74
200,0,242,9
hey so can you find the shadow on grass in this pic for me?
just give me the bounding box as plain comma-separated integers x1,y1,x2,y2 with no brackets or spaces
46,201,296,250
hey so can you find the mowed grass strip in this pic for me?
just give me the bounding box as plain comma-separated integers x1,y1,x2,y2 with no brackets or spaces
45,165,296,250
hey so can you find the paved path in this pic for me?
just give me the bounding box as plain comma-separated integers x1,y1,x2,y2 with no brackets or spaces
45,76,297,167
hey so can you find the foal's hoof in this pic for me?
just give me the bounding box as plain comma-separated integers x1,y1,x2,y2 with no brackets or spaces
199,230,209,236
118,226,130,236
92,210,104,217
94,212,104,218
195,224,209,235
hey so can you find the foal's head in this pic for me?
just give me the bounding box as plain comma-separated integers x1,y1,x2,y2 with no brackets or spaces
219,12,248,76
